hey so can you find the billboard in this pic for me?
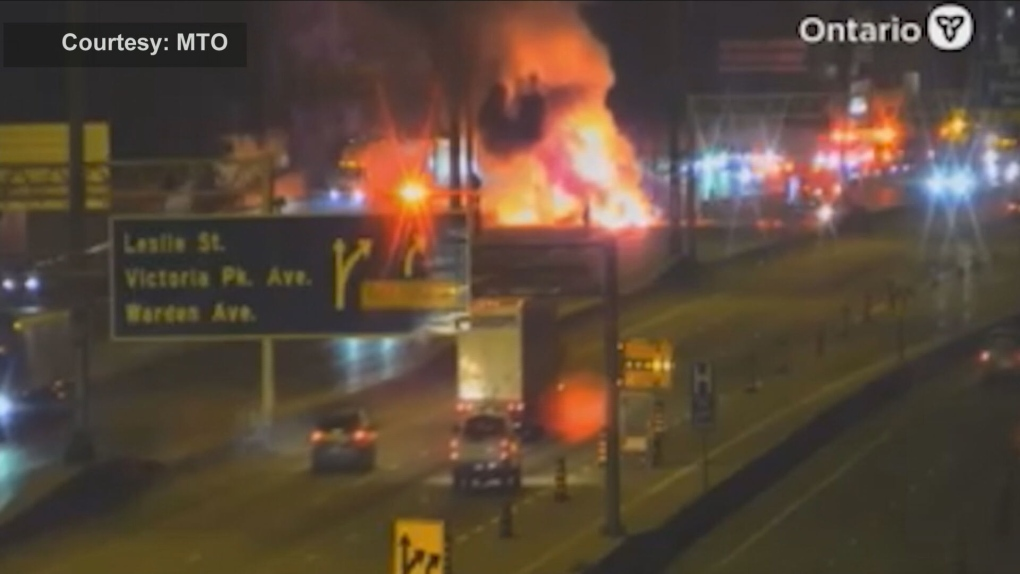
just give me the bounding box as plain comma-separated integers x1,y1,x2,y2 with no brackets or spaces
0,122,111,211
109,213,470,340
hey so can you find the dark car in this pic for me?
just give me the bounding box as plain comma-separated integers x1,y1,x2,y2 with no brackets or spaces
309,408,377,473
978,327,1020,382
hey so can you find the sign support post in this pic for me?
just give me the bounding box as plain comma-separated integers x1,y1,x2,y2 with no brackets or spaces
700,430,709,493
63,0,96,465
602,238,625,538
690,361,715,493
260,162,276,440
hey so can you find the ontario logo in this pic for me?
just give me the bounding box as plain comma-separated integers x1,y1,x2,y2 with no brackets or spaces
798,3,974,52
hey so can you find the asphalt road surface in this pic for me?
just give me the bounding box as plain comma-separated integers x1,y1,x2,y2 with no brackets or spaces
3,201,1014,574
667,347,1020,574
0,226,773,519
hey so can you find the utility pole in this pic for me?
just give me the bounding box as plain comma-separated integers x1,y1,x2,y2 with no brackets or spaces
972,1,990,110
666,0,682,254
678,2,698,260
64,0,96,464
444,9,464,207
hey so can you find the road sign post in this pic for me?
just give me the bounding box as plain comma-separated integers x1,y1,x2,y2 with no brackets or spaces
602,238,625,537
393,518,447,574
690,361,715,492
63,0,96,465
260,168,275,439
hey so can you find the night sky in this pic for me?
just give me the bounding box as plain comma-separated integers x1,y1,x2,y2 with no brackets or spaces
0,1,969,158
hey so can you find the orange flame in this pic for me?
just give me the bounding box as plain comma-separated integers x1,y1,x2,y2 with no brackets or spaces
474,3,658,231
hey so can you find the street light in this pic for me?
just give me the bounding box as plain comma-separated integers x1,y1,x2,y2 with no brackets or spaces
398,179,429,205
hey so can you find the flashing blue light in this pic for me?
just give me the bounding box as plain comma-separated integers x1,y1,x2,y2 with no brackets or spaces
928,168,976,197
985,161,1000,183
703,154,725,172
737,168,753,185
926,173,948,196
1006,161,1020,183
949,170,975,196
0,394,12,418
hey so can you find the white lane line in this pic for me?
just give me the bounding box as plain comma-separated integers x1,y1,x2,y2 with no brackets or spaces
511,356,901,574
708,431,891,572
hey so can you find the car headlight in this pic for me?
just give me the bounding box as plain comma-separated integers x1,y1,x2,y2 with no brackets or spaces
1,278,15,292
24,275,40,292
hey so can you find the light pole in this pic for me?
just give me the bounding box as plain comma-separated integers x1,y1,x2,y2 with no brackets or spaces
64,0,96,464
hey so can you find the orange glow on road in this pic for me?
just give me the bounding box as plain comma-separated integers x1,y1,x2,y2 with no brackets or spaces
542,371,606,444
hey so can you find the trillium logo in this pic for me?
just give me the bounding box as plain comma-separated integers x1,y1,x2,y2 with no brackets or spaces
927,4,974,51
797,3,974,51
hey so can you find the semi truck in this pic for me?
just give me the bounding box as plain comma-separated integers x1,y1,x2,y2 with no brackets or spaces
455,297,561,441
0,309,74,437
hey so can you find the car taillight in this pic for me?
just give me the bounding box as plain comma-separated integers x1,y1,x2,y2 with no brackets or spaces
449,438,459,460
352,430,370,442
310,431,325,443
980,350,990,362
507,402,523,412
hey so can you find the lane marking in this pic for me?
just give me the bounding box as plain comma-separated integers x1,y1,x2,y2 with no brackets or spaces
452,347,892,546
708,431,892,572
510,353,908,574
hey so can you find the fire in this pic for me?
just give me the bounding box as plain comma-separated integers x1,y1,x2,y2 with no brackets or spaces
473,2,658,230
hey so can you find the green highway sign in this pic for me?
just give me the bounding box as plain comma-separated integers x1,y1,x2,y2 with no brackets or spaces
109,213,470,340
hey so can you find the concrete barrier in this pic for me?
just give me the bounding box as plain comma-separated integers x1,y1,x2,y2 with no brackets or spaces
584,313,1017,574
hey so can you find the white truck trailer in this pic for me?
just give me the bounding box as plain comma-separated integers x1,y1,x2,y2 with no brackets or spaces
455,297,561,440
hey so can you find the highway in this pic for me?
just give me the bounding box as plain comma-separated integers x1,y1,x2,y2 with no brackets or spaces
667,342,1020,574
0,224,779,515
2,199,1011,574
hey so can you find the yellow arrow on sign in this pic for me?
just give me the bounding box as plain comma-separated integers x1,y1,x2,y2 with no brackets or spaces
403,233,427,278
332,237,373,311
393,518,446,574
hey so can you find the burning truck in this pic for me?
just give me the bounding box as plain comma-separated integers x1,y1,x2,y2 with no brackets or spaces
473,73,658,230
